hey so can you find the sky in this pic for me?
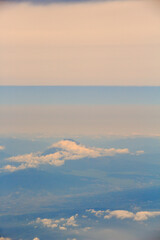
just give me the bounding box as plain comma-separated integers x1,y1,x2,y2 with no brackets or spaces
0,0,160,135
0,2,160,240
0,0,160,85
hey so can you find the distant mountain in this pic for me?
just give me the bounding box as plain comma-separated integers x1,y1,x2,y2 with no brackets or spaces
41,147,61,156
41,139,79,156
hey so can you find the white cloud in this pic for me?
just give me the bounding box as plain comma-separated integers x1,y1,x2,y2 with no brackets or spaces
1,140,130,172
87,209,160,221
134,211,160,221
104,210,135,220
86,209,105,217
0,145,5,151
29,209,160,240
33,214,78,230
2,164,27,172
36,218,58,229
65,214,78,227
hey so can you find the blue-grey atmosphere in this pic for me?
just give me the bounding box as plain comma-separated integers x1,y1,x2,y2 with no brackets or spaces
0,87,160,105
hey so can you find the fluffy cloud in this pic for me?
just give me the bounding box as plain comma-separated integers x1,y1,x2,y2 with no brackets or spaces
2,164,27,172
36,218,58,229
87,209,160,221
86,209,105,217
33,214,78,230
1,140,130,172
104,210,135,220
0,145,5,151
29,209,160,240
133,211,160,221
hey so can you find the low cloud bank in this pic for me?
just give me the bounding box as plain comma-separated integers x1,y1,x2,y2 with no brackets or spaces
87,209,160,221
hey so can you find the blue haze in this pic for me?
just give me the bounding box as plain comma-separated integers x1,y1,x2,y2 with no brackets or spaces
0,86,160,105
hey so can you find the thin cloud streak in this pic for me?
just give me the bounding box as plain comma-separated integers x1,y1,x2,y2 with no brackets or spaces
0,105,159,137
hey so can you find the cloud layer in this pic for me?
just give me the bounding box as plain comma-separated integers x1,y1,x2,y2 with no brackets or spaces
87,209,160,221
33,214,78,231
30,209,160,239
1,139,130,172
